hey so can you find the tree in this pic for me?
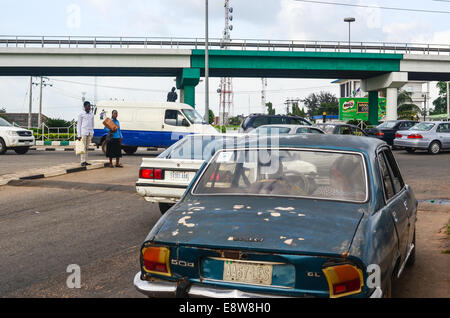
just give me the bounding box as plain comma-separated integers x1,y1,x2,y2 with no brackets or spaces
266,102,276,115
397,90,413,106
302,92,338,118
289,102,307,117
397,103,422,120
430,81,448,115
208,109,215,125
46,118,72,127
0,107,6,113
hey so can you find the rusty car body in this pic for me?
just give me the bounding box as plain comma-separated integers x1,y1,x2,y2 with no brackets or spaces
134,134,417,298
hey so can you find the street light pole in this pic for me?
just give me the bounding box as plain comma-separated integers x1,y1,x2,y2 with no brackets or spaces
344,17,355,53
204,0,210,122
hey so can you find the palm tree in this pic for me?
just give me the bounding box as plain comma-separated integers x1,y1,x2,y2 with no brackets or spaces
396,90,420,119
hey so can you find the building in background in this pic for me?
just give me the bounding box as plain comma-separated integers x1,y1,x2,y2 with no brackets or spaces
1,113,48,128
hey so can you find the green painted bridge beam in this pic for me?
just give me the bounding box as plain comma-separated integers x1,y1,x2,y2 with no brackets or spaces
368,91,379,126
176,68,201,108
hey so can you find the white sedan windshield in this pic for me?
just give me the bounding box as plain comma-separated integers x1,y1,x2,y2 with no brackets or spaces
194,149,367,202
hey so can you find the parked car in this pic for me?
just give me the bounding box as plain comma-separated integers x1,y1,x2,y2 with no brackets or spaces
136,133,244,214
134,134,417,298
393,121,450,154
314,123,367,136
365,120,417,146
239,114,311,133
92,101,217,154
0,117,35,155
249,124,325,135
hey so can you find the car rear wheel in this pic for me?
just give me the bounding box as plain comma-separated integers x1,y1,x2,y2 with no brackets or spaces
428,141,441,155
158,203,174,215
0,138,6,155
14,147,29,155
101,140,108,155
406,148,416,153
123,146,138,155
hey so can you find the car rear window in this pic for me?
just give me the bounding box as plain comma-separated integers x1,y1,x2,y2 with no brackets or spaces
161,135,237,160
193,149,367,202
411,123,435,131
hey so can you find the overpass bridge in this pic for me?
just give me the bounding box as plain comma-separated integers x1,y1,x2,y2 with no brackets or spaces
1,36,449,124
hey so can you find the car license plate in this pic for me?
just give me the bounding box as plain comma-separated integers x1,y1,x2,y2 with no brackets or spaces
223,260,273,286
168,171,190,182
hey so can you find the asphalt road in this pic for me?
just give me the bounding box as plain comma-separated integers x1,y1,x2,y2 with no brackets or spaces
0,149,449,298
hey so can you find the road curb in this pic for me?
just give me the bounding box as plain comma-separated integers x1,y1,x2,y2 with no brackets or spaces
0,160,109,186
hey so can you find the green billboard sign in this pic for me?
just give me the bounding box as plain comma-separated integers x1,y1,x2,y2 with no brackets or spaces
339,97,386,121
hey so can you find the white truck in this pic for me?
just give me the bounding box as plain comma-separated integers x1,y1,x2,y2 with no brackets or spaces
0,117,35,155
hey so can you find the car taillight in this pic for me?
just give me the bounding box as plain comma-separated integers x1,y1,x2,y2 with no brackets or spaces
395,133,402,138
209,172,220,181
140,168,164,179
139,168,154,179
375,132,384,136
154,169,163,180
408,134,423,139
142,246,171,276
322,264,364,298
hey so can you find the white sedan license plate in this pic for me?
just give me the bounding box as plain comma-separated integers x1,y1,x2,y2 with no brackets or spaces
168,170,190,182
223,260,273,286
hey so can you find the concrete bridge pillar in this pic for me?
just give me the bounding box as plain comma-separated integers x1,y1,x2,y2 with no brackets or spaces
386,88,398,121
176,68,200,108
361,72,408,125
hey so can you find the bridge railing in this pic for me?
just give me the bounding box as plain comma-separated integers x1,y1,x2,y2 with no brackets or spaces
0,35,449,55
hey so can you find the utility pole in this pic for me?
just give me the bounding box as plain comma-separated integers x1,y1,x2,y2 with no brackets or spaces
204,0,210,122
261,78,267,114
28,77,33,129
447,81,449,120
36,77,52,129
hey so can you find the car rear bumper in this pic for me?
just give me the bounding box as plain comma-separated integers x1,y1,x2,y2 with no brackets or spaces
133,273,382,298
393,139,429,149
136,184,187,203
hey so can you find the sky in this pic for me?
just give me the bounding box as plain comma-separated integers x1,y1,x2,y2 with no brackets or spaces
0,0,449,121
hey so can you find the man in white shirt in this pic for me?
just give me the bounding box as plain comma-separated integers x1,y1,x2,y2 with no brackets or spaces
77,101,95,167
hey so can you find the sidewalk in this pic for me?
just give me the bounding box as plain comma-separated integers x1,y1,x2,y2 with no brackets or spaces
0,160,109,186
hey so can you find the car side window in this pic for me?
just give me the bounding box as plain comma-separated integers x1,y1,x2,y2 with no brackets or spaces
165,110,189,127
351,126,365,136
378,152,395,200
438,123,450,133
340,126,352,135
383,150,404,193
252,117,269,128
270,117,283,125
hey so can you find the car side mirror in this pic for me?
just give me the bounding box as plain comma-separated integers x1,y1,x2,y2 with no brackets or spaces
182,119,190,127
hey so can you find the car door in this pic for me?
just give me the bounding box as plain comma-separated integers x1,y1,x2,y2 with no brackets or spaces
377,147,411,268
436,123,450,149
162,109,191,147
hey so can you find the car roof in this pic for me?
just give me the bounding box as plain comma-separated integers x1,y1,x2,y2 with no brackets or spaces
234,134,384,153
256,124,315,129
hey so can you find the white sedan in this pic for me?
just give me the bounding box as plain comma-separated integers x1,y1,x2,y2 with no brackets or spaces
136,133,244,214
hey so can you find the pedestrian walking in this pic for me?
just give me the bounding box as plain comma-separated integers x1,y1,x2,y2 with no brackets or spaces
104,110,123,168
77,101,95,167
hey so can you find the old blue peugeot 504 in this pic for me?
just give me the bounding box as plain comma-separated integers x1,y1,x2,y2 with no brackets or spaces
134,134,417,298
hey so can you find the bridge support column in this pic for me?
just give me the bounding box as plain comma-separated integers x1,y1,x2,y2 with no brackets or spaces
386,88,398,121
176,68,200,108
368,91,379,126
361,72,408,124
